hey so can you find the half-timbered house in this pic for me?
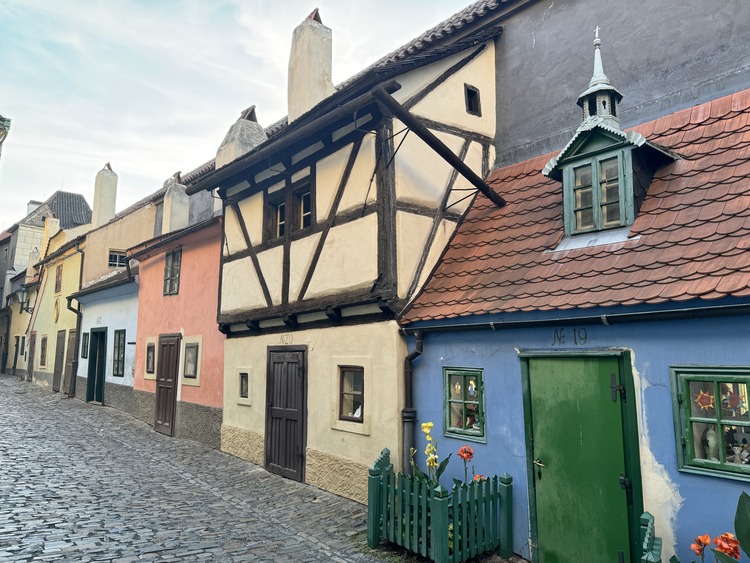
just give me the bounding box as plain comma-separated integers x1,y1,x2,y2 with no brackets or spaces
185,4,509,501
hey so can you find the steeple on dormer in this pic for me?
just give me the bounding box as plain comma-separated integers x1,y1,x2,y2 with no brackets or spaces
576,27,623,130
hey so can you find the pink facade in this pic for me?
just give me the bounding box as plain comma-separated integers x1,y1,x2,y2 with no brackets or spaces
134,221,224,408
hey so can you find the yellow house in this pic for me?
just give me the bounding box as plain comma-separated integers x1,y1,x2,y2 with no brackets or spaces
186,6,505,502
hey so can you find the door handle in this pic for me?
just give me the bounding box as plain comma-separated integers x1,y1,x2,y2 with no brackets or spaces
533,458,545,468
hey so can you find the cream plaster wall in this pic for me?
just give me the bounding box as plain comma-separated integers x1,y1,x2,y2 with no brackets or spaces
446,140,486,213
240,193,264,246
222,320,406,480
221,258,266,314
315,136,378,217
257,246,283,305
83,203,157,284
392,42,496,138
8,307,31,374
29,249,82,382
304,213,378,300
396,212,432,298
223,205,245,257
288,233,321,300
315,144,351,220
394,126,465,207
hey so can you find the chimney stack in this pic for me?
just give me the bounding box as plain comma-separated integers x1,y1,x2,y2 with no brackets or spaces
92,163,118,227
161,172,189,234
215,106,268,169
26,200,42,216
287,9,335,123
41,216,60,259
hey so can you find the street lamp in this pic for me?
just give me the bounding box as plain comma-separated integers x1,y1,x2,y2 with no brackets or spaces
17,286,33,314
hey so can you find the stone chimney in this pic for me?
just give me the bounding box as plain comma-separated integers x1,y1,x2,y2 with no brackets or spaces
25,248,40,282
26,200,42,216
287,9,335,123
92,163,118,227
215,106,268,169
41,216,60,259
161,172,189,234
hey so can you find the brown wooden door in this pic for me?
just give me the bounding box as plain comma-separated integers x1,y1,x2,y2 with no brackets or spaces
27,333,36,382
52,330,66,392
61,330,77,395
154,334,180,436
265,346,307,482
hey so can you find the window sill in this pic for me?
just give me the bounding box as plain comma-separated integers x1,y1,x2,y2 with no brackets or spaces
182,377,200,387
679,464,750,483
331,418,370,436
236,397,252,407
551,226,637,252
445,430,486,444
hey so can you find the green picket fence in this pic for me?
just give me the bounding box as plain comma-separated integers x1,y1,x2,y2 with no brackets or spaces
367,448,513,563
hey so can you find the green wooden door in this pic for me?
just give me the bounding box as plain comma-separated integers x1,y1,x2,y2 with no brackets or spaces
529,357,631,562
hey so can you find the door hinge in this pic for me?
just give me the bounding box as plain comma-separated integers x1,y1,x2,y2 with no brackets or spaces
619,473,632,491
677,393,684,404
610,373,626,402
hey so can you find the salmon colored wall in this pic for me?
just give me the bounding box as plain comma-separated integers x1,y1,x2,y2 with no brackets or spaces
134,222,224,408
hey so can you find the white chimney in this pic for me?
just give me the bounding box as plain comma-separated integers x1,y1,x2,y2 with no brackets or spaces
215,106,268,169
26,200,42,216
162,172,189,234
25,248,40,282
287,9,335,123
92,163,118,227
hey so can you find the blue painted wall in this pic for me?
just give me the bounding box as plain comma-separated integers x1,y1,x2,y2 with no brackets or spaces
409,314,750,562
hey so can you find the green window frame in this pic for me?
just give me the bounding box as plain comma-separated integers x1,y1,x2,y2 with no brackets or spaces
563,148,632,235
163,248,181,295
444,367,485,442
671,366,750,480
112,330,126,377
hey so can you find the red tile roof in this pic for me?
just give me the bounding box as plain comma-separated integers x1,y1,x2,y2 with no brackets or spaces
402,89,750,323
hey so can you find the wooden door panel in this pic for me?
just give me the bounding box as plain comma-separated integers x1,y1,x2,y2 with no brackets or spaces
265,348,306,482
26,333,35,382
529,357,631,562
154,335,180,436
52,330,66,392
62,330,76,395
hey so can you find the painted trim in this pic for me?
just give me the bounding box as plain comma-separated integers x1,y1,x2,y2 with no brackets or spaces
179,335,203,388
143,336,157,381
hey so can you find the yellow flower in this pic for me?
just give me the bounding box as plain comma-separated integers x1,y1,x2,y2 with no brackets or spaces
421,422,434,435
425,443,436,456
426,454,439,468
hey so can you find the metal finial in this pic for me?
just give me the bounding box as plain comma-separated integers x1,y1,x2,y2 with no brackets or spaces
593,26,602,48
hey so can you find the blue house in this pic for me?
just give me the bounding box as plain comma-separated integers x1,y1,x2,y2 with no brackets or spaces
400,36,750,563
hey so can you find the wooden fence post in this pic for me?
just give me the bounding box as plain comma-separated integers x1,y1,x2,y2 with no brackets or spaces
431,485,450,563
367,449,389,548
498,472,513,558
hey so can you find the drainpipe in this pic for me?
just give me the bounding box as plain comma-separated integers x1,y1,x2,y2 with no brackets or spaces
402,331,423,475
65,243,85,398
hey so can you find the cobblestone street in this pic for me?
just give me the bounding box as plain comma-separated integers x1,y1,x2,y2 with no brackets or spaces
0,374,391,562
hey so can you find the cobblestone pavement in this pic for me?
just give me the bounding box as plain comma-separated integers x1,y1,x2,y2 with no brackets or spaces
0,374,393,562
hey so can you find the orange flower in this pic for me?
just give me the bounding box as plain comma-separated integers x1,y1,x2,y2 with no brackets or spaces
690,534,711,557
714,532,740,559
473,473,486,481
458,445,474,462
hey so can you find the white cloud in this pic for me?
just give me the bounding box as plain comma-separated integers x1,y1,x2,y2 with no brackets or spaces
0,0,468,230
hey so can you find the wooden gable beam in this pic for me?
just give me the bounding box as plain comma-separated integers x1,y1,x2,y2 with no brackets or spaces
372,87,505,207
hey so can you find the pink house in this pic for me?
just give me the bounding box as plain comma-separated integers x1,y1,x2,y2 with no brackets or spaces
129,216,224,447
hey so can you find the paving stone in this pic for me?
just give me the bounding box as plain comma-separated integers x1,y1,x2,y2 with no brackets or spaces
0,374,391,562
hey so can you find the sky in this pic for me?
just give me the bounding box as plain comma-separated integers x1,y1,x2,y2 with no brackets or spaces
0,0,470,230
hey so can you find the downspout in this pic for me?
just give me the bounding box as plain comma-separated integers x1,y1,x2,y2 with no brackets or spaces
65,243,84,398
402,331,423,475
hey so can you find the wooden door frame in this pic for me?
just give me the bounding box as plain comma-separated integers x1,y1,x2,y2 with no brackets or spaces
519,349,643,562
27,332,36,382
52,329,66,392
87,328,107,403
265,345,308,482
155,333,181,437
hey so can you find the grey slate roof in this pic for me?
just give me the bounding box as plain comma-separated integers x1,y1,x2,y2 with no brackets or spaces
22,191,92,230
182,0,514,186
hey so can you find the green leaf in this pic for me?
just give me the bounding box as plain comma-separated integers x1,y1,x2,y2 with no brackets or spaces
412,463,427,482
710,548,739,563
436,453,452,480
735,491,750,558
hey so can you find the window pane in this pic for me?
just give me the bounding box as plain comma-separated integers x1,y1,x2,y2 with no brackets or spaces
240,373,249,398
576,207,594,230
574,165,592,188
693,422,719,462
340,367,363,421
449,401,465,428
341,393,363,420
599,158,620,226
277,202,286,237
725,425,750,465
690,381,717,418
450,374,464,400
184,344,198,378
300,191,312,229
602,203,621,226
721,382,749,422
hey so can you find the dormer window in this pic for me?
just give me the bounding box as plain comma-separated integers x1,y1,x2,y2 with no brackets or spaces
567,153,624,234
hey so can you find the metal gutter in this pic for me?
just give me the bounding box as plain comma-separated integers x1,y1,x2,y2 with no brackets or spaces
400,302,750,334
402,331,423,475
65,243,84,398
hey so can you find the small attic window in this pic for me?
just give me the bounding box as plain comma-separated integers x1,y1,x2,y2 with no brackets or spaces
565,151,627,235
464,84,481,117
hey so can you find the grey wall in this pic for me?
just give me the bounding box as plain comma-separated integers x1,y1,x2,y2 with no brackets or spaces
495,0,750,165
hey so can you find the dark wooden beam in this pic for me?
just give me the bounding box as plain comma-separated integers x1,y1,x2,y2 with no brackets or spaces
283,314,298,329
325,306,342,323
373,87,505,207
229,202,273,307
245,320,260,331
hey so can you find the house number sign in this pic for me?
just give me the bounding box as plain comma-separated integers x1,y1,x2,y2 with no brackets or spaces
551,327,588,346
279,333,294,344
